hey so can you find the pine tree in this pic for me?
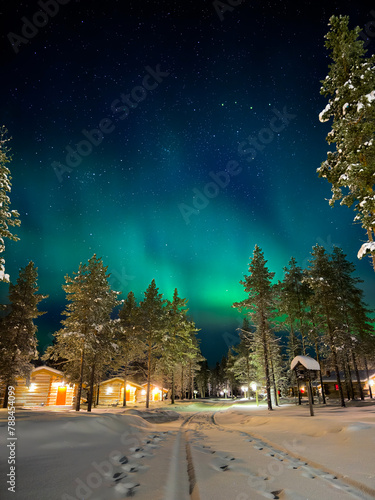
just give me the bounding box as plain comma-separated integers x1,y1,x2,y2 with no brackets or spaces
233,245,276,410
137,279,166,408
44,255,120,411
116,291,142,407
305,245,346,407
278,257,311,356
162,289,198,404
318,16,375,269
0,262,47,407
0,127,20,282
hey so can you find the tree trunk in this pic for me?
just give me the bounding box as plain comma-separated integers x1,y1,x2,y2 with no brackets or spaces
296,374,302,405
146,345,151,409
314,339,326,404
270,356,279,406
261,319,272,411
87,360,96,412
96,380,100,406
364,356,373,399
352,351,364,400
326,311,345,407
346,351,355,399
76,348,85,411
171,369,175,404
342,358,352,401
180,365,184,400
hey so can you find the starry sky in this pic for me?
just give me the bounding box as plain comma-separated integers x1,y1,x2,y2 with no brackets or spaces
1,0,374,366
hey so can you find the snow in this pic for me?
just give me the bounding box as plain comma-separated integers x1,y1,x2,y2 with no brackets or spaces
358,241,375,260
318,103,331,122
291,355,320,371
1,401,375,500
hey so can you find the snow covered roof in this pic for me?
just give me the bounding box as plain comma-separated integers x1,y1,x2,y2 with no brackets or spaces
291,355,320,371
100,377,143,389
32,366,65,376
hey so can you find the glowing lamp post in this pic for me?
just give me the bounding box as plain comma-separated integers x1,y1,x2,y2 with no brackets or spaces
241,386,248,399
223,388,228,399
251,382,259,406
193,390,198,399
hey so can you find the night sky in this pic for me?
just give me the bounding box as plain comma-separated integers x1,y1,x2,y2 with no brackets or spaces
1,0,374,366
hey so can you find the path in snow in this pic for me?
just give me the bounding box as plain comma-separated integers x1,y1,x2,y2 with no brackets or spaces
1,402,375,500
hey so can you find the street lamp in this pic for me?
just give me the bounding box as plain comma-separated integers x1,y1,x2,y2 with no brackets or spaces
241,386,248,399
193,390,198,399
251,382,259,406
223,388,228,399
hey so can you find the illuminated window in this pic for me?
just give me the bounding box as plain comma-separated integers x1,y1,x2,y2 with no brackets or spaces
106,387,113,394
29,383,37,391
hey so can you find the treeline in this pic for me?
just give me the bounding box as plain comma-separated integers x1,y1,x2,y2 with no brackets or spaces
0,255,204,410
206,245,375,410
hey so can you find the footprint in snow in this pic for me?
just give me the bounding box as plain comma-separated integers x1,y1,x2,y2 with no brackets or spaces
114,481,140,496
112,472,127,483
122,463,139,473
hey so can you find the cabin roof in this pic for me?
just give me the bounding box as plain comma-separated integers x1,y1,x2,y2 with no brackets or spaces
31,366,65,376
100,377,143,389
291,355,320,371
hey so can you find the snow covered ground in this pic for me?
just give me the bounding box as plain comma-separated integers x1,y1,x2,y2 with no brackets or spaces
1,399,375,500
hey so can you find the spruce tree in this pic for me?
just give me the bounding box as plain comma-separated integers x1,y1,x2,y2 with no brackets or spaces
116,291,142,407
233,245,276,411
318,16,375,269
45,255,120,411
305,245,346,407
163,288,197,404
137,279,166,408
0,262,47,407
0,127,20,282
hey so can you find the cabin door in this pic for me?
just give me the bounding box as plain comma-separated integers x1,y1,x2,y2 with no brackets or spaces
56,387,67,405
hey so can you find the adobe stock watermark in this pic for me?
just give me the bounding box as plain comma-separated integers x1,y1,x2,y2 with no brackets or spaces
61,431,142,500
178,106,296,224
359,10,375,48
213,0,245,22
7,0,72,54
108,267,135,293
52,65,170,183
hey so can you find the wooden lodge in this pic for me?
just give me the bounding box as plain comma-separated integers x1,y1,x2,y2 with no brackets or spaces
94,379,168,405
94,378,143,406
0,366,76,407
317,369,375,399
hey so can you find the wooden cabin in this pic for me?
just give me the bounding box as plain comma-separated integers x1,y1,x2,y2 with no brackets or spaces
94,378,143,406
137,383,168,403
317,369,375,399
0,366,76,407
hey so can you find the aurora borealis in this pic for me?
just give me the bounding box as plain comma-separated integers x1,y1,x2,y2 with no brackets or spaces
1,1,374,364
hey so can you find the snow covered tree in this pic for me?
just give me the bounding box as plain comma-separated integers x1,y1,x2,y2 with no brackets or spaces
44,255,120,411
305,245,347,407
278,257,311,356
318,16,375,269
162,288,198,404
0,262,47,407
0,127,20,282
137,279,166,408
115,291,143,407
233,245,276,410
226,320,260,398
